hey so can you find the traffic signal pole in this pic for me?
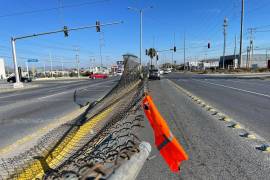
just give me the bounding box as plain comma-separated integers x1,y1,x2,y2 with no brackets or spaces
10,21,123,88
11,38,23,88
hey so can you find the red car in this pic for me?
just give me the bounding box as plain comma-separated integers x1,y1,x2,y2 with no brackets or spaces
89,73,108,79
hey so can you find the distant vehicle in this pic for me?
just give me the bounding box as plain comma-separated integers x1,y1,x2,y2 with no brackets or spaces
89,73,108,79
164,70,169,74
159,70,164,75
148,69,160,80
7,76,32,83
164,68,172,74
116,70,123,76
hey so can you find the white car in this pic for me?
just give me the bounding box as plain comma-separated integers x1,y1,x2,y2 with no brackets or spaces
159,70,164,75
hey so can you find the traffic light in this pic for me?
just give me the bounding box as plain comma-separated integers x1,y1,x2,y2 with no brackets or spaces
156,55,159,61
208,42,211,49
96,21,101,32
63,26,68,37
146,49,148,55
173,46,176,52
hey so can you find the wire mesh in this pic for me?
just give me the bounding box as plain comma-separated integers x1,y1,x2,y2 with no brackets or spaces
0,56,145,179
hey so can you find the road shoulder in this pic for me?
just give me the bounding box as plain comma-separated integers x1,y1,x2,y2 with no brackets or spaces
137,79,270,179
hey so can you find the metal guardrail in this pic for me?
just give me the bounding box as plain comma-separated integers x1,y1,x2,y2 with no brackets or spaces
0,58,147,179
109,141,151,180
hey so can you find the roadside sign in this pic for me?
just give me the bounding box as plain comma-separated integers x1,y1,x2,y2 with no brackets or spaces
28,59,38,62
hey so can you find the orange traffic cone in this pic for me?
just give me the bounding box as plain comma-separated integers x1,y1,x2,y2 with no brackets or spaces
142,94,188,172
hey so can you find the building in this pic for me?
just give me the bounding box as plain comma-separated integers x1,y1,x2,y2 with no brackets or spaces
0,58,6,79
219,55,239,69
187,61,200,70
201,59,220,70
220,54,269,69
242,54,269,69
89,66,109,74
186,59,219,70
116,60,124,75
110,65,118,75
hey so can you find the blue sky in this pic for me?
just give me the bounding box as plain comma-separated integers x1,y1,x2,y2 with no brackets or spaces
0,0,270,68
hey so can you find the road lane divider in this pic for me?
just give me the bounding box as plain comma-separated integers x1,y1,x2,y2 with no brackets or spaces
240,132,256,139
256,144,270,152
168,79,270,154
227,123,242,129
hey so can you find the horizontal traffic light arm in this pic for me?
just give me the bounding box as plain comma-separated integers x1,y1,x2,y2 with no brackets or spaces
13,21,124,41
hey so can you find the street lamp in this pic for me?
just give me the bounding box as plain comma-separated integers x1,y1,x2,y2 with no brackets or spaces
128,6,153,65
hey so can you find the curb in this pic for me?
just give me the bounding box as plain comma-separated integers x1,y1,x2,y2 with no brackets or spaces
168,79,270,153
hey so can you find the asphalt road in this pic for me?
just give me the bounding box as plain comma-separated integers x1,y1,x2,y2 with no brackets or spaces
138,78,270,179
167,73,270,141
0,78,118,148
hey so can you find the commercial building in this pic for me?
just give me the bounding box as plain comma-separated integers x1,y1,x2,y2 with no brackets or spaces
0,58,6,79
201,59,220,70
220,54,269,69
187,59,220,70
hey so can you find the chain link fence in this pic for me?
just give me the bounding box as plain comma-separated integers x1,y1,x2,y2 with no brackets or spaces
0,56,146,179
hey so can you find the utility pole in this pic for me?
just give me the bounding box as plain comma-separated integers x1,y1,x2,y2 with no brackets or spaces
140,10,143,65
25,61,29,78
49,53,53,77
61,58,64,77
75,47,80,78
222,17,228,69
128,6,153,65
239,0,244,68
234,35,237,59
266,49,268,67
98,32,105,67
43,62,46,77
99,41,103,67
246,46,250,68
234,35,237,69
184,32,186,70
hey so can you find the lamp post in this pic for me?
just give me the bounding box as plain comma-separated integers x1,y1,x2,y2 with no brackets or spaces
128,6,153,65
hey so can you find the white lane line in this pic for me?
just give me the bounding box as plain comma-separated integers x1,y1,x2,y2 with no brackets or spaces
195,79,270,98
0,79,115,99
0,93,21,99
38,79,116,100
38,91,70,100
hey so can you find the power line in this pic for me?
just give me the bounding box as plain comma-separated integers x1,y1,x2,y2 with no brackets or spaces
0,0,109,18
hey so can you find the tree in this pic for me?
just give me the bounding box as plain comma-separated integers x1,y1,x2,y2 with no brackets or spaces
146,48,157,69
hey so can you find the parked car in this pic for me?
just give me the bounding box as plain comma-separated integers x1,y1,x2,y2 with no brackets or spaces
148,69,160,80
89,73,108,79
7,76,32,83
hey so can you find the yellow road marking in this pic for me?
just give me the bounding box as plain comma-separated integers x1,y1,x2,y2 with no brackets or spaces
0,107,87,156
17,106,114,179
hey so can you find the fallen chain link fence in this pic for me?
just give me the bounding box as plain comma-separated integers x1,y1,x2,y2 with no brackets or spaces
0,55,148,179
